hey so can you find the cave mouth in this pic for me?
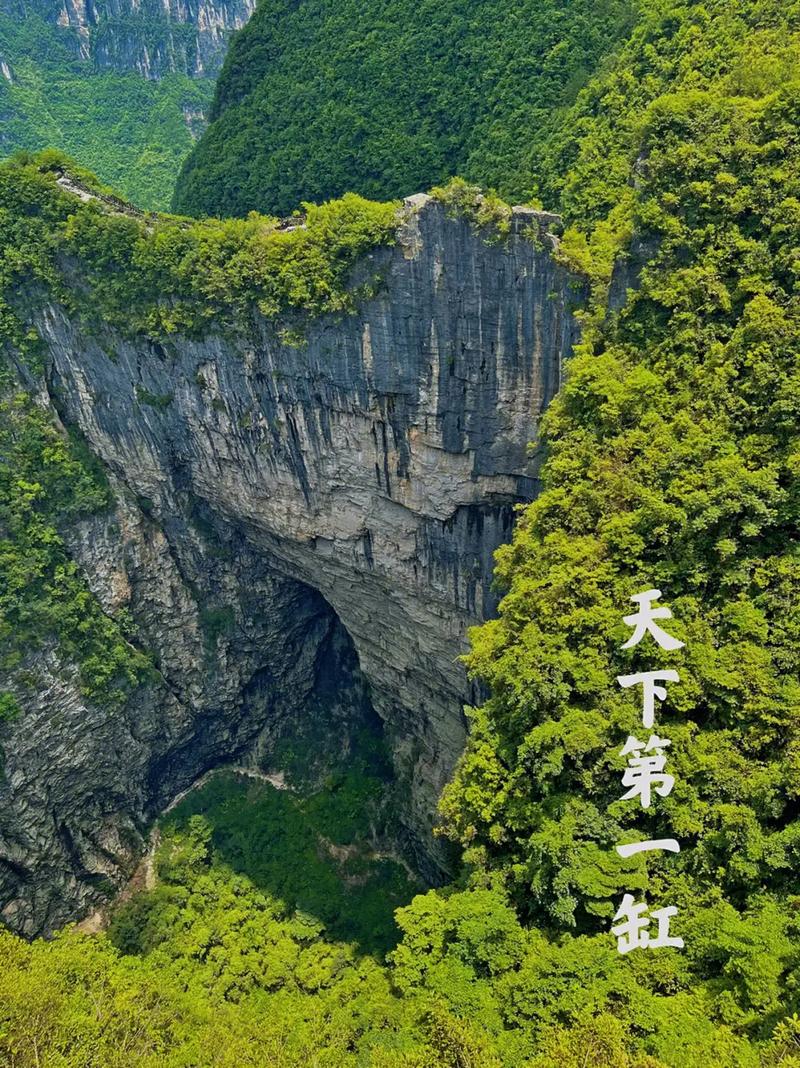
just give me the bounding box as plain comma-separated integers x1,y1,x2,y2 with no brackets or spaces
135,562,428,957
241,599,393,796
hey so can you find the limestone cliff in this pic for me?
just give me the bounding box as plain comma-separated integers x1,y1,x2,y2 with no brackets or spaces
0,0,255,79
0,194,584,935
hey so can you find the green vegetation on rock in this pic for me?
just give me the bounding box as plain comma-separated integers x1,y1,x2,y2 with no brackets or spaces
0,148,399,729
0,151,400,354
0,393,151,709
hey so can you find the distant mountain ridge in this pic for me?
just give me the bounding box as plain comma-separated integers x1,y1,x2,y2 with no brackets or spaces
0,0,254,208
0,0,255,78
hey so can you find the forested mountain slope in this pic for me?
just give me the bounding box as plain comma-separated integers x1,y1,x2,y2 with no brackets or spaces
1,0,800,1064
0,0,253,209
172,0,636,218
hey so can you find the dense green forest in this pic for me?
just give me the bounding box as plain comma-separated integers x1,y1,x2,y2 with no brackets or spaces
3,0,800,1063
0,5,216,209
172,0,636,217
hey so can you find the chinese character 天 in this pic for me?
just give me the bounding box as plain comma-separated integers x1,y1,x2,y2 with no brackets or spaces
612,589,684,955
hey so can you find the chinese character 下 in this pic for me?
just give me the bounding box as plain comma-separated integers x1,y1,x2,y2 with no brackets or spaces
617,670,679,728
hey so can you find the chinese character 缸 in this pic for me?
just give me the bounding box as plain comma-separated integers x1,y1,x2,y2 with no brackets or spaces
611,894,684,954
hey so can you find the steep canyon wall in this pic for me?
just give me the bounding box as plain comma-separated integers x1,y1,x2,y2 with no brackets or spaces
0,0,255,79
0,195,583,934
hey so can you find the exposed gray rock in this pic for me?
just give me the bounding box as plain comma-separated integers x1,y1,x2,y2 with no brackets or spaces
0,0,255,78
0,195,584,935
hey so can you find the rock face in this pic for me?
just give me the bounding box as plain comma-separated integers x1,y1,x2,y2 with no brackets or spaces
0,0,255,78
0,195,583,935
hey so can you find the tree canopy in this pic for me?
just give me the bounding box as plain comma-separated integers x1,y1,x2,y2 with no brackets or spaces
172,0,635,218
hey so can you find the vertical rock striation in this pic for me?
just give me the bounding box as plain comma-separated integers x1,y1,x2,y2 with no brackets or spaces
0,0,255,78
0,195,584,934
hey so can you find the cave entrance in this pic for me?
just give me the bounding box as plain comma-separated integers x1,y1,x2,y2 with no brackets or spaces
143,549,424,957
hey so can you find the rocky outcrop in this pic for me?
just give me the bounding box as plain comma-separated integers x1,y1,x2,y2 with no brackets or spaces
0,195,584,935
0,0,255,78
